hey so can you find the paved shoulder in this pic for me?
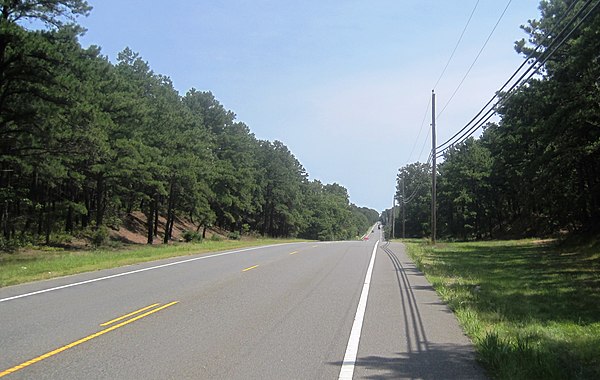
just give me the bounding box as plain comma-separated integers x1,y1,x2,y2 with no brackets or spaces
354,241,486,379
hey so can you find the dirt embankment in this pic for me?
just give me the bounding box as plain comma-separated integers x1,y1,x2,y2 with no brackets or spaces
110,211,224,245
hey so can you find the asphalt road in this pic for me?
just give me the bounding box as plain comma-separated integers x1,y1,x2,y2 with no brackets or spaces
0,230,486,379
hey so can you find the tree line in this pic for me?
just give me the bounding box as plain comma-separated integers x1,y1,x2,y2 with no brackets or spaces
0,1,379,248
389,0,599,240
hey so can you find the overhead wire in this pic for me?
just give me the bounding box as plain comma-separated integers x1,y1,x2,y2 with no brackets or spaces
402,0,593,206
400,117,433,205
435,0,594,157
407,182,426,202
400,0,599,208
405,95,431,165
401,0,572,204
436,0,582,152
404,1,479,169
436,0,513,119
401,180,424,204
432,0,480,91
435,0,599,158
418,127,432,163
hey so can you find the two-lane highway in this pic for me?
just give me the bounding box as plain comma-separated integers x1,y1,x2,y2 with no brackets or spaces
0,230,486,379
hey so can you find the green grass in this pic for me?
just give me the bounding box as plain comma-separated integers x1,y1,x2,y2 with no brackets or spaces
360,223,378,239
0,239,306,288
403,238,600,379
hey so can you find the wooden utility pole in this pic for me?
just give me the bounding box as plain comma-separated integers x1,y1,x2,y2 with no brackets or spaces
391,195,395,240
401,176,405,239
431,90,437,244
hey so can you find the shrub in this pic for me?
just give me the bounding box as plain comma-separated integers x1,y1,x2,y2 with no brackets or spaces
182,230,202,243
0,237,19,252
228,231,240,240
51,232,73,245
91,226,109,247
242,223,250,235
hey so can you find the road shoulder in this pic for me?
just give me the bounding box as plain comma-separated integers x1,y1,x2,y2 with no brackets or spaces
354,241,487,379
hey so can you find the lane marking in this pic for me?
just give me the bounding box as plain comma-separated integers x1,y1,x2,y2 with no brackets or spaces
100,303,160,326
338,240,379,380
242,265,259,272
0,243,299,303
0,301,178,378
289,251,299,255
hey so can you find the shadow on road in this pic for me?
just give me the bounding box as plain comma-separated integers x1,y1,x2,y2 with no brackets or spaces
330,344,482,380
329,242,486,379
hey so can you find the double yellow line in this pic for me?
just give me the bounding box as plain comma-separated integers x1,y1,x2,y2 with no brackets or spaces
0,301,178,378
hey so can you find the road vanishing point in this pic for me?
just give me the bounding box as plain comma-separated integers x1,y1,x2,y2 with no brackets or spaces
0,229,486,379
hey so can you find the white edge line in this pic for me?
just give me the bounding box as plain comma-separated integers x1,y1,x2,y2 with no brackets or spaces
0,243,296,303
338,240,379,380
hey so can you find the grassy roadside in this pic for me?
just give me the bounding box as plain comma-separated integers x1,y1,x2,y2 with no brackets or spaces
0,239,306,288
360,223,378,240
403,238,600,379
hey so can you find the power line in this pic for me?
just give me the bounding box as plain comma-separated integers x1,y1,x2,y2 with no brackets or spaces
399,1,590,204
405,1,479,167
432,0,480,91
405,95,431,165
436,0,512,120
434,1,597,160
399,0,599,222
435,0,594,155
404,1,482,169
436,0,582,152
399,153,432,205
436,0,599,157
402,181,425,204
418,124,431,163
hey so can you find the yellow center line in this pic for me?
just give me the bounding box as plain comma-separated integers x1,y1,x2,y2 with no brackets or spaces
0,301,179,378
100,303,160,326
242,265,259,272
289,251,299,255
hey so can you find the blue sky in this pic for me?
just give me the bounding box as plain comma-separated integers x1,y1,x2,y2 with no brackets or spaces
78,0,541,212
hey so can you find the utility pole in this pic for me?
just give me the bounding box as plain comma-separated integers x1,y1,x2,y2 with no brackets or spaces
391,195,395,240
401,176,405,239
431,90,437,244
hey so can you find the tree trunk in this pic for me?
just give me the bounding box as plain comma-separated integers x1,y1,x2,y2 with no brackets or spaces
37,204,44,237
45,202,54,245
166,214,175,243
126,196,134,214
164,180,176,244
82,189,90,228
147,197,156,245
153,201,159,237
65,205,73,233
21,216,31,240
269,206,275,237
95,174,105,229
1,201,7,240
